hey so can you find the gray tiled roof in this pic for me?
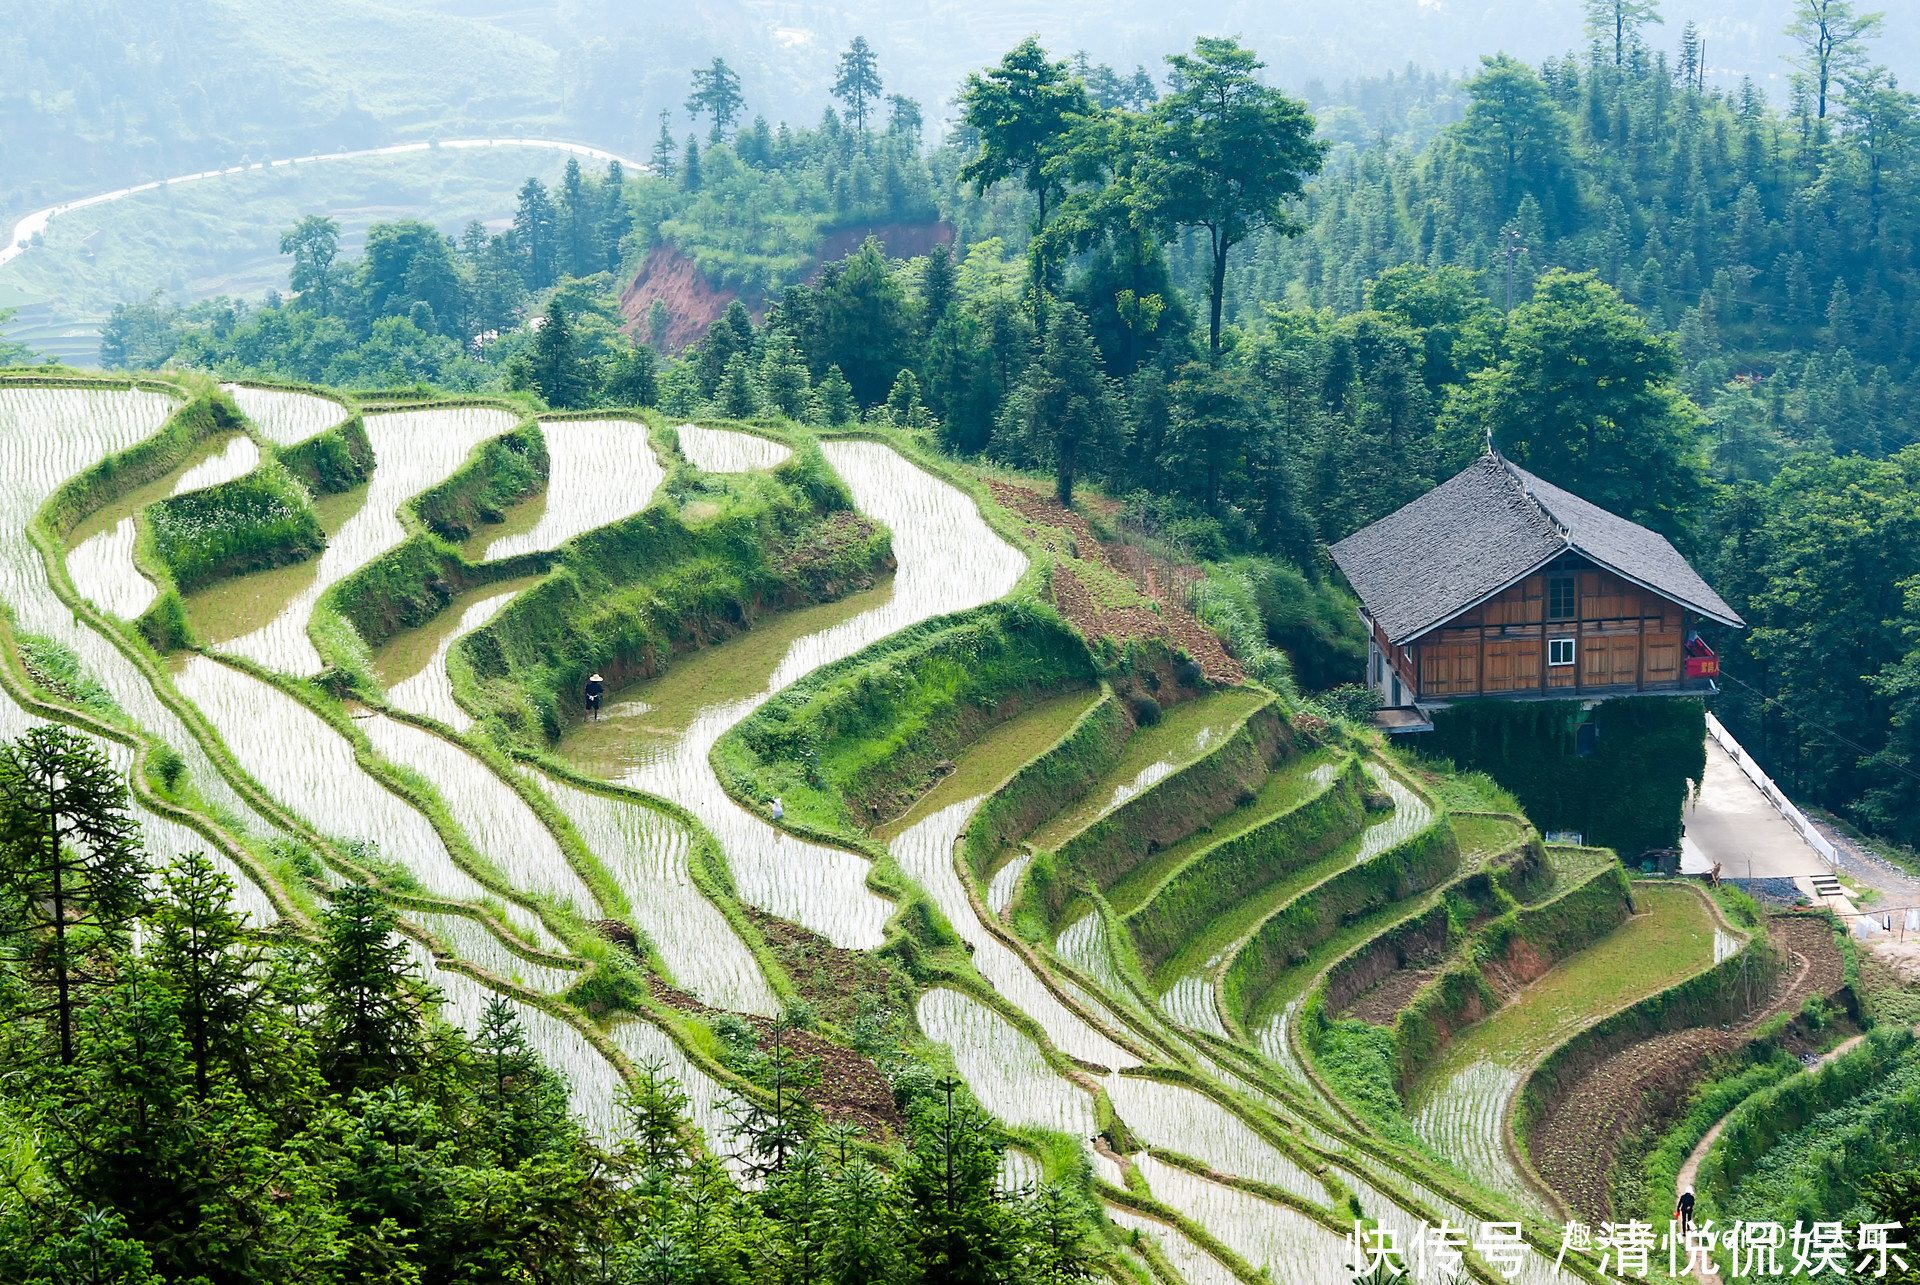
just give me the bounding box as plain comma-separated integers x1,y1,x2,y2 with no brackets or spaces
1329,453,1743,644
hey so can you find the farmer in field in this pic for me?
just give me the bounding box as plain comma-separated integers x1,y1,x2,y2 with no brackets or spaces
769,796,784,821
584,672,605,721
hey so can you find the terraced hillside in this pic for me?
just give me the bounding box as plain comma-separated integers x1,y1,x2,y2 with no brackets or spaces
12,369,1852,1284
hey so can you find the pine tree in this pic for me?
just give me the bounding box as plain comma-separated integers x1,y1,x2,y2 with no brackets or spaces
649,110,679,180
529,299,592,409
833,37,884,134
316,884,421,1092
147,851,264,1100
816,365,856,425
514,177,559,290
0,726,145,1065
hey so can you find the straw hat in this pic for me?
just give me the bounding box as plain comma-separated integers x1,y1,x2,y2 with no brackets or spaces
589,673,604,682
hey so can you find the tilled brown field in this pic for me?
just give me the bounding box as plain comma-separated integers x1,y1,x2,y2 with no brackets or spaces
1528,913,1844,1222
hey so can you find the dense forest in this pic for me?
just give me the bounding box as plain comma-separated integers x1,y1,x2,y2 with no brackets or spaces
87,2,1920,855
0,727,1091,1285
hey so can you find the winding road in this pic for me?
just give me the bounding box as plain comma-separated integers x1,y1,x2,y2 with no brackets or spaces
1,138,649,273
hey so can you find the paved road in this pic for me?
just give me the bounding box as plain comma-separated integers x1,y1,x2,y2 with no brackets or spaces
1684,738,1829,882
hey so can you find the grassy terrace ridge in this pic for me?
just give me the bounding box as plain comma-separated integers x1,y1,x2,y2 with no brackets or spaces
450,432,893,745
1223,760,1459,1032
1027,686,1273,853
715,600,1097,839
1124,752,1369,973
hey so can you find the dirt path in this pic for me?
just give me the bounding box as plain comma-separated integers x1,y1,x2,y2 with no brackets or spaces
1527,914,1844,1223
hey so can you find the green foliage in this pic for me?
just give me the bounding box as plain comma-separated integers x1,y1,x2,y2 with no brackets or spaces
1614,1047,1804,1223
459,445,890,743
409,419,549,541
719,601,1097,832
1147,37,1327,353
1440,269,1709,538
275,412,373,493
1420,697,1706,855
1315,1019,1417,1140
145,458,325,593
16,634,121,721
1702,1025,1920,1227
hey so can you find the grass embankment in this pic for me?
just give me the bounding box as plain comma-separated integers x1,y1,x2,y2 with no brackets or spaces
145,458,325,594
1124,752,1367,974
878,689,1103,841
715,600,1097,839
278,410,373,494
1698,1024,1920,1228
457,441,892,744
1026,689,1290,923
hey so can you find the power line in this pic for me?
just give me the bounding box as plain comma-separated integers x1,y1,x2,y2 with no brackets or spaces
1718,669,1920,788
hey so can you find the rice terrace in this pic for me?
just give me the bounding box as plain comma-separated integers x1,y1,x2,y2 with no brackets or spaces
7,6,1920,1284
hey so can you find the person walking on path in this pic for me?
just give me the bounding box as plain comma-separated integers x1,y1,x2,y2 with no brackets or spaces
1675,1187,1695,1240
584,673,605,721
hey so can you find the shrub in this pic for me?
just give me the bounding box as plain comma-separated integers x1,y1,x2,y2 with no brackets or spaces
145,459,325,593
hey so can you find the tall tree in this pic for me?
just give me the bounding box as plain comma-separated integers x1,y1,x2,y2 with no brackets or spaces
993,302,1123,503
1147,37,1324,356
0,727,145,1066
1440,270,1708,537
1457,54,1577,230
147,852,265,1100
686,58,745,142
316,884,422,1092
958,38,1092,297
279,215,341,315
1786,0,1886,120
558,156,600,279
529,300,592,409
833,37,883,134
649,110,679,179
1583,0,1664,67
513,178,559,290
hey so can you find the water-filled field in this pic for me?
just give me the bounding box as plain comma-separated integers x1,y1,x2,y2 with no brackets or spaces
222,406,517,673
3,381,1701,1282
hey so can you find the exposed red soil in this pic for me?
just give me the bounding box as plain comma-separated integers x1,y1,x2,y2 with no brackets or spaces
810,221,954,275
986,480,1243,686
619,245,741,353
1346,967,1437,1024
1528,913,1847,1222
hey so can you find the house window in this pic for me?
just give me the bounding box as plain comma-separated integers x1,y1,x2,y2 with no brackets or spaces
1548,637,1576,666
1547,575,1577,621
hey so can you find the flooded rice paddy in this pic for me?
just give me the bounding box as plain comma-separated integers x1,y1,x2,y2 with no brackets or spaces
1132,1154,1350,1285
221,383,347,445
3,386,1641,1263
916,988,1099,1137
562,439,1025,949
1408,882,1716,1212
482,419,665,559
891,798,1136,1068
674,423,792,472
0,387,271,835
360,712,599,919
533,770,778,1015
378,584,530,728
220,406,518,674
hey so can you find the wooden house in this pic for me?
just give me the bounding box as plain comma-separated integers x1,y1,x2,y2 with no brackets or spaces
1329,453,1742,732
